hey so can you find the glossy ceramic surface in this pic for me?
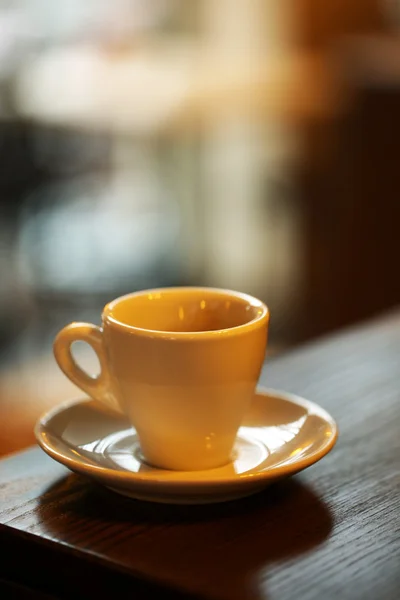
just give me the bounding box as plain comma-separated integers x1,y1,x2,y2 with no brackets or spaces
53,287,269,470
35,388,338,504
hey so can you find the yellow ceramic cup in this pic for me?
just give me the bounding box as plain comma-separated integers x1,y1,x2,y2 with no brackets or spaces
53,287,269,471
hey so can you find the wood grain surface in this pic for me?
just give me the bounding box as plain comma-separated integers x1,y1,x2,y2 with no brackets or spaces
0,310,399,599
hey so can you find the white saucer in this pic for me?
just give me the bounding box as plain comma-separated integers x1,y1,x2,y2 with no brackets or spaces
35,388,338,504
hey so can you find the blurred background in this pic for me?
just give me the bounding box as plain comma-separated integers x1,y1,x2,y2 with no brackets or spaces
1,0,400,455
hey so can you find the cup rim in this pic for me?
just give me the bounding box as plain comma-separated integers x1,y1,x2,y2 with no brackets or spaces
102,287,269,339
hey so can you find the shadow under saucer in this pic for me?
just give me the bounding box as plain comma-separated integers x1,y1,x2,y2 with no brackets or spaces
33,473,333,600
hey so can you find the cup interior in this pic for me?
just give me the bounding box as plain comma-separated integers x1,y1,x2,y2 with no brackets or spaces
105,288,266,334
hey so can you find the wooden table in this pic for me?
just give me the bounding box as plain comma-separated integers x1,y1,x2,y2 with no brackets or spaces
1,310,399,599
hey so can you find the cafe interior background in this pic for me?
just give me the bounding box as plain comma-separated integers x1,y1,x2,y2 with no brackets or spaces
0,0,399,456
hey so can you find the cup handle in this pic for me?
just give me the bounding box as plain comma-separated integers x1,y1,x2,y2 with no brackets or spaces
53,322,121,413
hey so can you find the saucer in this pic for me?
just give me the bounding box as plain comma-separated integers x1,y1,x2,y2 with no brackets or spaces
35,388,338,504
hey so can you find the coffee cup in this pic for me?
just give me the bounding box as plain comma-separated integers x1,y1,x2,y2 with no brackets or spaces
53,287,269,471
